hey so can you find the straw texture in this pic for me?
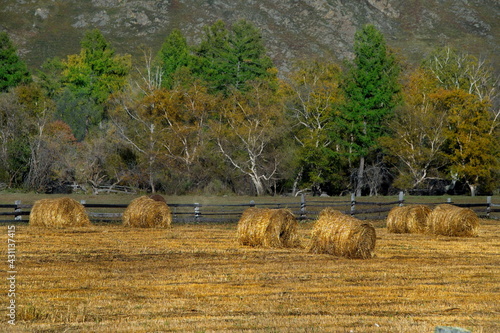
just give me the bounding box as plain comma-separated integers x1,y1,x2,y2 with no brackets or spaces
426,204,479,237
123,196,172,228
29,197,91,228
386,205,431,234
237,208,301,248
309,207,376,259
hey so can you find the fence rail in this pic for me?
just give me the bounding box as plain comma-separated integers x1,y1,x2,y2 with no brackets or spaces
1,194,499,224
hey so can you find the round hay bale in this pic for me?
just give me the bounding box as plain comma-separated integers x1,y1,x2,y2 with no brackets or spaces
308,207,376,259
237,207,300,248
123,196,172,228
426,204,479,237
29,197,91,228
386,205,431,234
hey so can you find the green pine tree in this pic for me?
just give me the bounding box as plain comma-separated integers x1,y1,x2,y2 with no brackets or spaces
0,32,31,92
58,29,131,139
341,24,401,196
157,29,192,89
194,20,275,95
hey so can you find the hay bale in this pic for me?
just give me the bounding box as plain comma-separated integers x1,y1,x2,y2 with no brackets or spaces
29,197,91,228
237,208,300,248
386,205,431,234
308,207,376,259
426,204,479,237
123,196,172,228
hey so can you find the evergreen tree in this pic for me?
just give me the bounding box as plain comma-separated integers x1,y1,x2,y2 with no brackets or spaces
195,20,233,93
341,24,401,196
157,29,192,89
58,29,131,139
230,20,274,90
0,32,31,92
64,29,131,105
194,20,275,95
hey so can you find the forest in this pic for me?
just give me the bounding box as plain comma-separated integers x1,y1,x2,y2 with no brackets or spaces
0,20,498,197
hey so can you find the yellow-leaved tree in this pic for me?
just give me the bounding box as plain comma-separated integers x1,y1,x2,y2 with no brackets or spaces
435,89,499,196
212,78,290,196
380,68,447,191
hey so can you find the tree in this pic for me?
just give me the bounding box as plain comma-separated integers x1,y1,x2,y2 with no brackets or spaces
435,89,499,196
285,59,346,194
157,29,192,89
422,46,499,136
16,83,57,191
37,57,64,98
341,24,401,196
0,90,30,186
422,46,498,104
230,20,274,90
110,88,167,194
212,79,289,196
194,20,275,95
0,32,31,92
194,20,232,93
59,29,131,139
380,69,447,191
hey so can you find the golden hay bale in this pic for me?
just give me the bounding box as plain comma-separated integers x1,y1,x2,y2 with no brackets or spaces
386,205,432,234
308,207,376,259
237,208,301,248
123,196,172,228
29,197,91,228
426,204,479,237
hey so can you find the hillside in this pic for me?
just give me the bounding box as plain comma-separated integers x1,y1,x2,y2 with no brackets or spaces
1,0,499,74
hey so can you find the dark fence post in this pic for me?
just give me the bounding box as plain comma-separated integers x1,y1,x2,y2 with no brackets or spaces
300,194,306,220
250,200,255,207
350,193,356,216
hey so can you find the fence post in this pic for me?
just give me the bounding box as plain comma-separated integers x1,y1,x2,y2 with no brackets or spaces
486,196,491,218
194,203,201,222
14,200,21,221
300,194,306,220
249,200,255,207
399,191,404,207
350,193,356,216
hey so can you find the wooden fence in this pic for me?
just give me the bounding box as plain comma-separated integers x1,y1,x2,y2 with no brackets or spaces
1,193,499,224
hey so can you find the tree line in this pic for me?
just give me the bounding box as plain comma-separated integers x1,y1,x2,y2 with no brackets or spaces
0,21,498,196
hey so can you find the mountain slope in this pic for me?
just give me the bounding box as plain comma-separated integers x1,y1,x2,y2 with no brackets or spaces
1,0,498,73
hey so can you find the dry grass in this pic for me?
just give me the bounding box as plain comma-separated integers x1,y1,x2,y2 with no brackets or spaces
427,204,480,237
29,197,91,228
237,207,301,248
308,208,376,259
387,205,431,234
122,196,172,228
1,219,498,332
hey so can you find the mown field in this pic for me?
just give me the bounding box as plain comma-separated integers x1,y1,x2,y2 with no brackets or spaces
0,193,499,332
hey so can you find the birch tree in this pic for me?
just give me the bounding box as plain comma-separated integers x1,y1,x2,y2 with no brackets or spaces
212,80,288,195
285,59,346,194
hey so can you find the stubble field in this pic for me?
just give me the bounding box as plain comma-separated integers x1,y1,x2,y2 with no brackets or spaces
1,215,499,332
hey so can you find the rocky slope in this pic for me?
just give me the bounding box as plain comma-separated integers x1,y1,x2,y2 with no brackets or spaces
1,0,498,73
